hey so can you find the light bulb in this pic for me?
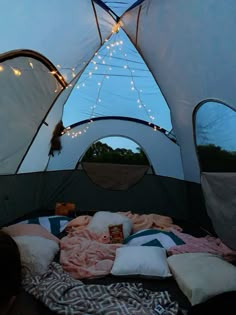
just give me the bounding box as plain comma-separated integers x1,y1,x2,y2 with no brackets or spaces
12,68,21,76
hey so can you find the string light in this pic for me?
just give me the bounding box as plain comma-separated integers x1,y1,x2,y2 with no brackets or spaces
112,21,122,34
113,31,157,128
11,67,21,76
64,37,117,139
64,32,130,138
1,29,161,140
59,29,162,139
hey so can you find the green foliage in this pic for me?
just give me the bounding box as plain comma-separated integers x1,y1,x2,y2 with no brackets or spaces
197,144,236,172
82,141,149,165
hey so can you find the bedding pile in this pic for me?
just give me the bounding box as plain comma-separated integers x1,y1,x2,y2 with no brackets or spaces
4,210,236,314
23,262,179,315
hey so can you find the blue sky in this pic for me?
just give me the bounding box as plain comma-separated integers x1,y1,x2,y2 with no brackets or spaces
62,29,172,130
99,136,140,152
196,102,236,152
61,28,173,150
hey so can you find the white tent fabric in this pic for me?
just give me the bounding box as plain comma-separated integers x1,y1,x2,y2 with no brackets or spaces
0,0,115,82
101,0,138,16
0,55,64,174
18,87,72,174
121,0,236,182
47,118,184,180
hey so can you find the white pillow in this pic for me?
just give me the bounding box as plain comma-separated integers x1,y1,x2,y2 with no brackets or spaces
87,211,132,238
111,246,171,278
13,235,59,276
167,253,236,306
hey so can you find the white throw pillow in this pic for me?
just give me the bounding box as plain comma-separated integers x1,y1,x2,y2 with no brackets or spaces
167,253,236,305
87,211,133,238
13,235,59,276
111,246,171,278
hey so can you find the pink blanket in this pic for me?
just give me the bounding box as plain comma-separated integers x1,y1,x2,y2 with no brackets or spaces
168,229,236,262
60,229,121,279
65,212,182,233
119,211,182,233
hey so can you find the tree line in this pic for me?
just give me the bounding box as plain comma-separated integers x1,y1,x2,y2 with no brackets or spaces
82,141,149,165
197,144,236,172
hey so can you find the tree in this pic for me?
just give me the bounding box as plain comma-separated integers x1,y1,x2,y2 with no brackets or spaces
82,141,149,165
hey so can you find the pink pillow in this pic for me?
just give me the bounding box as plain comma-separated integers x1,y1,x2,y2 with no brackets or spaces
2,224,59,244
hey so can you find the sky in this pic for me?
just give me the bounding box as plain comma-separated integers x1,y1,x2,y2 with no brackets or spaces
62,29,172,150
195,102,236,152
99,136,140,152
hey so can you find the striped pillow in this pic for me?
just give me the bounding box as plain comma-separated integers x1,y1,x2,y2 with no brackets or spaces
123,229,185,249
17,216,72,236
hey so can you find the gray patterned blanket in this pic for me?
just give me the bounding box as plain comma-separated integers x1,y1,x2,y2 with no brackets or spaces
23,262,179,315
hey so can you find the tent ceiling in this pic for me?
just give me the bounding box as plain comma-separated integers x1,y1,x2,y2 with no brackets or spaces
100,0,141,16
0,0,115,83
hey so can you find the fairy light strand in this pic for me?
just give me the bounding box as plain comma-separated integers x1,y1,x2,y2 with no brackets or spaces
63,30,159,139
0,27,161,139
63,34,117,138
115,32,156,128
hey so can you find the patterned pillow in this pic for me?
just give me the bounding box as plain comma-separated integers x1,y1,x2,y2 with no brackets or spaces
123,229,185,249
17,215,72,236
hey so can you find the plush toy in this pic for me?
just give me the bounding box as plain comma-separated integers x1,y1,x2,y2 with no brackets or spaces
55,202,76,217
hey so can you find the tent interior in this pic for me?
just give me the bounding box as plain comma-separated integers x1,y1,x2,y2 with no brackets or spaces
0,0,236,314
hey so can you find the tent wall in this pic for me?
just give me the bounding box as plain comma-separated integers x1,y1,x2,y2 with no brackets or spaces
201,173,236,250
0,170,209,230
47,118,184,180
18,82,75,173
0,0,116,83
121,0,236,183
0,53,64,174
